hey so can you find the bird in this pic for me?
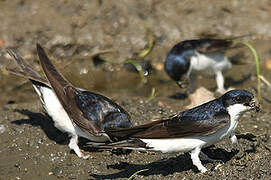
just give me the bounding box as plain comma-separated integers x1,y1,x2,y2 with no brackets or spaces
164,39,237,94
88,89,259,173
6,44,133,159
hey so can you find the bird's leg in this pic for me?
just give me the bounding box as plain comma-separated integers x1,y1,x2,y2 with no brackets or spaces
230,134,238,144
69,135,89,159
215,71,226,94
185,73,197,94
230,134,241,151
190,147,207,173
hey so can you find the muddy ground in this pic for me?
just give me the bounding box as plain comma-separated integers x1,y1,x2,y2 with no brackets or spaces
0,0,271,179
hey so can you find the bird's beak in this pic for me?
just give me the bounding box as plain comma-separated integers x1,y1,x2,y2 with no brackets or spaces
177,77,189,88
249,98,260,112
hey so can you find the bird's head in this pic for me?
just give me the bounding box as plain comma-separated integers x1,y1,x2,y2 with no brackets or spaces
221,90,260,114
164,48,194,88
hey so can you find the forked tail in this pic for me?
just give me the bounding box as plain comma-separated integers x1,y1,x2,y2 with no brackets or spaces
86,139,149,151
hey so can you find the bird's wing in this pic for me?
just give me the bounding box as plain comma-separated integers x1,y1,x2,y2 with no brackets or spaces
106,110,230,140
36,44,102,135
36,44,132,137
196,39,233,54
74,90,132,130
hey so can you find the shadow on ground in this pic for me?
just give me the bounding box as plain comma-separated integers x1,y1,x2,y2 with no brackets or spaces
90,147,238,179
11,109,111,153
12,109,67,143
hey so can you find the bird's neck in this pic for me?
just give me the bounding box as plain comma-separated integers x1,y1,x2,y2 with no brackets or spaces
227,104,247,123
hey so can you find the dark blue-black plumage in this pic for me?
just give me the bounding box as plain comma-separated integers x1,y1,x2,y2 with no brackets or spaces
104,90,256,140
75,90,132,130
178,89,254,122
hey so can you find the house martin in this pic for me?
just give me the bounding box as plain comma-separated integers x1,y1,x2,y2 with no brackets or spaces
164,39,236,94
6,44,133,159
89,90,259,173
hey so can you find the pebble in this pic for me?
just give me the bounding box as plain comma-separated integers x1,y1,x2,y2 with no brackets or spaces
186,87,215,109
0,125,5,134
265,59,271,70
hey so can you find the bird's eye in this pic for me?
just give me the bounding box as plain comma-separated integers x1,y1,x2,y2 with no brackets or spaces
235,96,242,102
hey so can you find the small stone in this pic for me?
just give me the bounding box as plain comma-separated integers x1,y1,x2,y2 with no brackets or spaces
186,87,215,109
14,163,20,168
0,125,6,134
153,63,164,71
265,59,271,70
0,38,5,47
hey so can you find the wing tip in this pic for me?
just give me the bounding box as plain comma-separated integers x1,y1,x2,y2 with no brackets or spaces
36,43,46,58
6,49,15,57
36,43,42,51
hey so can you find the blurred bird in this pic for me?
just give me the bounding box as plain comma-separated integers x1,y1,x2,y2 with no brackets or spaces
6,44,133,159
88,90,259,173
164,39,238,94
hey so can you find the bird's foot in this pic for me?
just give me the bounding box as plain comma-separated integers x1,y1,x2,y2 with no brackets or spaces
199,166,208,173
69,136,90,159
230,135,238,144
191,148,208,173
216,88,227,94
81,154,90,159
230,134,242,151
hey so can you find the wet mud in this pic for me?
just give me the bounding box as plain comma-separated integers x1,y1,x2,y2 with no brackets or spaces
0,0,271,179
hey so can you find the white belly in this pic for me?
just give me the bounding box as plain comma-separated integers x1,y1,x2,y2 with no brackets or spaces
191,52,232,75
141,121,237,153
36,86,75,133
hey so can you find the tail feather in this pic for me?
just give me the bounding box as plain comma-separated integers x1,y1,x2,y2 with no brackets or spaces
86,139,149,151
6,49,49,86
197,34,252,54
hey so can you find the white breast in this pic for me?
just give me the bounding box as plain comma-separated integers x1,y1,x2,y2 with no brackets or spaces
190,52,232,75
226,103,248,135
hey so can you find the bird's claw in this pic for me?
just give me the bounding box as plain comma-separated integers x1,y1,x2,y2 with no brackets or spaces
82,154,90,159
199,166,208,173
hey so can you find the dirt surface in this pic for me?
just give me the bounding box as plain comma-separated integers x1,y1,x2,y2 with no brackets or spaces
0,0,271,179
